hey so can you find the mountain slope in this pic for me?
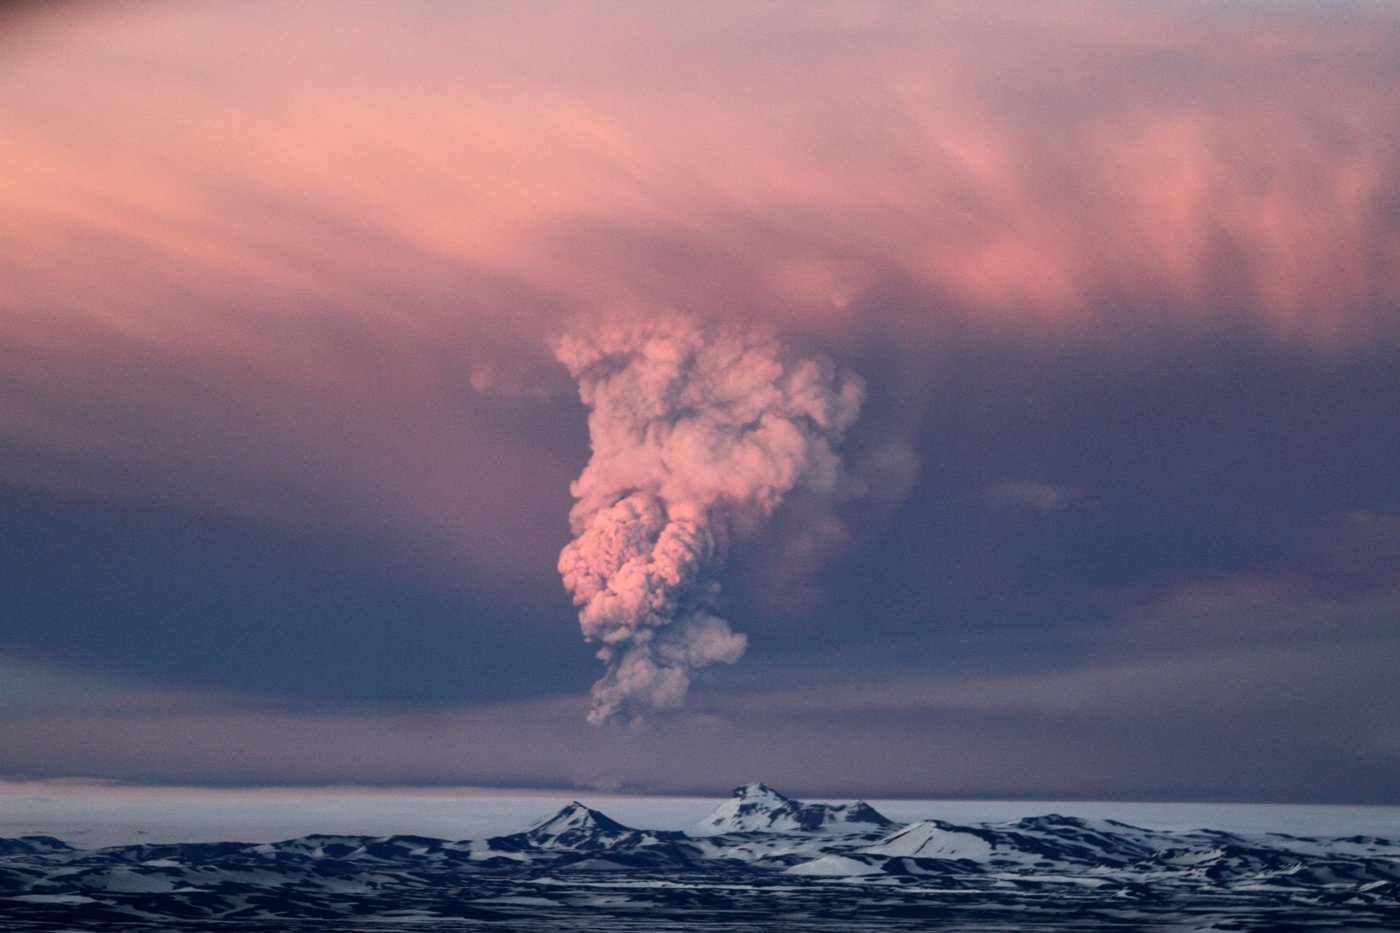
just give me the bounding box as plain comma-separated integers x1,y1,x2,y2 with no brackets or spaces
694,783,897,835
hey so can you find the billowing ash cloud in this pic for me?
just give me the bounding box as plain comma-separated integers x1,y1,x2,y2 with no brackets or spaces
556,313,863,725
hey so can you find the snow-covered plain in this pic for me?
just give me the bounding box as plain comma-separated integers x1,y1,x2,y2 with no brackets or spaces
2,780,1398,847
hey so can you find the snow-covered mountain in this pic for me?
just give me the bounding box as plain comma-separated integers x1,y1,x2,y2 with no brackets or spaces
509,801,655,849
1,786,1396,930
694,782,896,834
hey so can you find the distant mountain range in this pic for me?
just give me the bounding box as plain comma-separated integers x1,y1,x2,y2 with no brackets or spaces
2,784,1397,929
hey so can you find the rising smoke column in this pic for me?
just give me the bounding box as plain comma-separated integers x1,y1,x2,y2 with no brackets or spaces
556,313,864,725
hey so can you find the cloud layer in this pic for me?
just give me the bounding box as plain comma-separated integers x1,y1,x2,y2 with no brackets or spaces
1,1,1398,797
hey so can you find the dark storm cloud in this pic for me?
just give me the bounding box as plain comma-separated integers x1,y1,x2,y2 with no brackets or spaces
3,630,1396,801
728,320,1400,650
0,487,595,705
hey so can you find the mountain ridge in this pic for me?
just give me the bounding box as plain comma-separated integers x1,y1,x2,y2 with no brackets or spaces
694,782,898,835
1,785,1396,929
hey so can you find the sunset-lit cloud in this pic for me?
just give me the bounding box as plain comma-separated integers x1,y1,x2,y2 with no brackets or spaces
1,3,1395,537
1,1,1398,797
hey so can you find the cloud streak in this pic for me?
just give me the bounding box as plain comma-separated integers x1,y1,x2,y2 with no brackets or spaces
1,0,1396,537
4,626,1396,801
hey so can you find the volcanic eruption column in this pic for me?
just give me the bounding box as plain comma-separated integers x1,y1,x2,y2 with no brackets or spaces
556,314,863,725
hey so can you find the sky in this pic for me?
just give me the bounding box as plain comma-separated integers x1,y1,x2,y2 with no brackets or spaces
1,0,1398,802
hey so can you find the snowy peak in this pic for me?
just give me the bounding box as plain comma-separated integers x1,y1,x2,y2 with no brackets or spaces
695,784,895,835
695,784,797,833
732,783,791,805
528,801,630,837
513,802,640,849
487,801,694,855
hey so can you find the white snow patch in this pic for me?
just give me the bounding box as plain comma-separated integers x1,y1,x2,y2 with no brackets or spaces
786,855,881,877
862,821,993,861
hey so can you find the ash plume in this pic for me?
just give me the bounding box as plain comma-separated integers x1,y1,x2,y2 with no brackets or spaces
556,313,863,725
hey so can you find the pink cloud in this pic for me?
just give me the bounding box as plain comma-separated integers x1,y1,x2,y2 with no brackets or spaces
0,0,1396,589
